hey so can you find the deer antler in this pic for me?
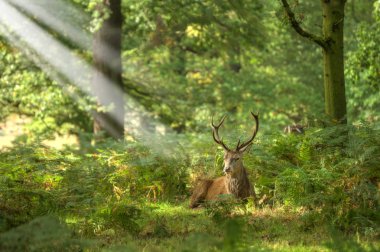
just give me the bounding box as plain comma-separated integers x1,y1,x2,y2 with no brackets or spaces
236,112,259,152
211,115,231,151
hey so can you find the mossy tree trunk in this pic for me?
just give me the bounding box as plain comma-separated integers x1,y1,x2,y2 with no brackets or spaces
281,0,347,123
92,0,124,139
321,0,347,123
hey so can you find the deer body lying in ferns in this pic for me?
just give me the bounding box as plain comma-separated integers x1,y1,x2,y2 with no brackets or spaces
190,112,259,208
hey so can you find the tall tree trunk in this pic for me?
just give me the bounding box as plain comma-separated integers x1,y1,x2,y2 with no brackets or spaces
322,0,347,123
92,0,124,139
280,0,348,123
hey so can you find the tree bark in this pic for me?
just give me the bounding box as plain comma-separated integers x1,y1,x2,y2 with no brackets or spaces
92,0,124,139
321,0,347,123
280,0,347,123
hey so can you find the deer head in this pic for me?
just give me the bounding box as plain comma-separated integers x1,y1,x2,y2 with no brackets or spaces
211,112,259,176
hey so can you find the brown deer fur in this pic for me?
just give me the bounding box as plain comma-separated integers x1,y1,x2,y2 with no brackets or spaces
189,162,254,208
189,112,259,208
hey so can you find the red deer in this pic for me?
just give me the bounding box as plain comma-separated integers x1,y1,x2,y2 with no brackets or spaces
190,112,259,208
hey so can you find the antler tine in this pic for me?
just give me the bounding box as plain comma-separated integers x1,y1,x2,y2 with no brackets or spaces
236,112,259,151
211,114,226,128
211,115,231,151
236,138,241,150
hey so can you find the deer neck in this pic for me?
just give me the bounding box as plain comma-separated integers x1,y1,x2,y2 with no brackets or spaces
225,164,251,198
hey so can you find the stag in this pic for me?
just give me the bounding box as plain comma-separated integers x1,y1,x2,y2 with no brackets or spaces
189,112,259,208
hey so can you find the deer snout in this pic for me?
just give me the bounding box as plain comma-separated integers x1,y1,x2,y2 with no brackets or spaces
223,166,231,174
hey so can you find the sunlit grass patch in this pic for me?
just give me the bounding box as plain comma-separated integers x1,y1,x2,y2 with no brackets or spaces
132,201,215,240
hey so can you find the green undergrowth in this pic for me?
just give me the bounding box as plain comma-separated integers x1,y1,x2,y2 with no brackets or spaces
0,124,379,251
0,203,378,252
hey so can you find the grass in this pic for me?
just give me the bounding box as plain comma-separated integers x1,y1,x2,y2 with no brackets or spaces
0,121,379,251
56,201,378,251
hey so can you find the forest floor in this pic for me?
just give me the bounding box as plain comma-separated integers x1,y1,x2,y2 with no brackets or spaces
0,117,379,251
0,114,78,149
62,201,379,251
0,114,30,149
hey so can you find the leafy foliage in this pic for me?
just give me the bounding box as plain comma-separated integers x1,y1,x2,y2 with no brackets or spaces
0,215,91,252
1,124,379,250
346,14,380,123
0,0,379,251
0,39,93,141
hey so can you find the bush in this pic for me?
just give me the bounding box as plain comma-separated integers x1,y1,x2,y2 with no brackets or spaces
271,125,380,233
0,216,91,252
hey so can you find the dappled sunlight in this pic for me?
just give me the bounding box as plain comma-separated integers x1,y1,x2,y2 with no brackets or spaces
42,134,79,149
0,114,30,149
0,114,79,150
0,0,123,135
0,0,379,251
145,201,203,217
0,0,179,156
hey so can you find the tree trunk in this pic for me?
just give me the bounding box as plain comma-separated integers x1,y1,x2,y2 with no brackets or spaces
322,0,347,123
92,0,124,139
280,0,348,123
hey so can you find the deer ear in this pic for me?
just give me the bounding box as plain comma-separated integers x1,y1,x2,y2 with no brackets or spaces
239,143,253,153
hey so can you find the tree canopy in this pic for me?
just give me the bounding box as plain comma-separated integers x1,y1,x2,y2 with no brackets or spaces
0,0,379,251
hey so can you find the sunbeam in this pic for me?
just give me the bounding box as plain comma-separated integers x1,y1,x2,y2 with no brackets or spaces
0,0,178,156
8,0,91,49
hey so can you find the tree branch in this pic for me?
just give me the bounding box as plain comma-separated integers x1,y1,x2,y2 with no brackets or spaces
280,0,327,49
124,78,151,97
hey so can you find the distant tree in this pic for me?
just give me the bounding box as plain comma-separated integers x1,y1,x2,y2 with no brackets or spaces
92,0,124,139
280,0,347,123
